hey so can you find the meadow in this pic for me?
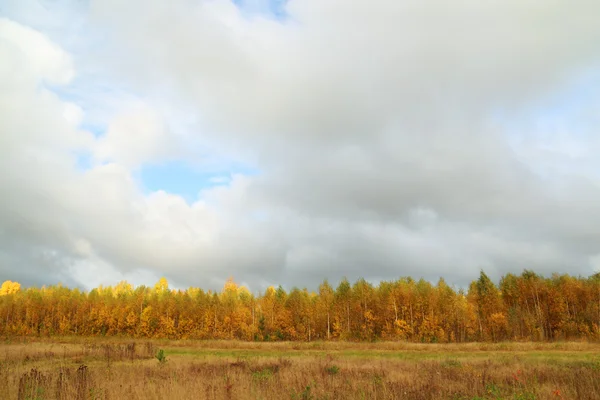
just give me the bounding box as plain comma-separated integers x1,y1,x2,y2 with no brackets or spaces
1,338,599,399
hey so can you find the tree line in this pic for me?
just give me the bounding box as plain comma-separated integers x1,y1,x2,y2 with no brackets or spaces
1,270,600,342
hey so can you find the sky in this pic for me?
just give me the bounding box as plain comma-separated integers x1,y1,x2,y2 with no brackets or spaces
1,0,600,292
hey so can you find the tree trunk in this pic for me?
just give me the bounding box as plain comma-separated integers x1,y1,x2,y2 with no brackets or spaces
327,311,330,340
346,303,350,333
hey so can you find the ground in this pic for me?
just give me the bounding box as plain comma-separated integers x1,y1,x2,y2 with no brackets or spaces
1,338,599,399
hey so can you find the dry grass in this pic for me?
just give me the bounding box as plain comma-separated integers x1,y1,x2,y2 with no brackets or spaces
1,338,599,399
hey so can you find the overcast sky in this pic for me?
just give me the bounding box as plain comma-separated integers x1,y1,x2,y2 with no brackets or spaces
1,0,600,292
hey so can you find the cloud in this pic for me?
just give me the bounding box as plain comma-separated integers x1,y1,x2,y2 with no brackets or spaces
1,1,600,291
94,104,176,168
0,17,74,85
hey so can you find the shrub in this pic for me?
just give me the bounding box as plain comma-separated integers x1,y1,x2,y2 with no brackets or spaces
155,349,167,365
325,365,340,375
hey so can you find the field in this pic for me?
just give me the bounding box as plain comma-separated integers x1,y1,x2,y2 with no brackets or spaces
1,339,600,400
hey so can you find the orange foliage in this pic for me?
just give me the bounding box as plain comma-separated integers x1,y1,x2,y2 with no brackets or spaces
1,271,600,342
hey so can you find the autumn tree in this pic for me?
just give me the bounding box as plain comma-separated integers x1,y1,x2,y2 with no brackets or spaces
317,280,334,339
2,271,600,342
334,278,352,339
469,271,507,341
0,280,21,295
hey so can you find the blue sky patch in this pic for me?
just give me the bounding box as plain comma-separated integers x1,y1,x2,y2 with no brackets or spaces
138,161,258,203
232,0,288,19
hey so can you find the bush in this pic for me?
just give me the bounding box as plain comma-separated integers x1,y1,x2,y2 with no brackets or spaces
155,349,167,365
325,365,340,375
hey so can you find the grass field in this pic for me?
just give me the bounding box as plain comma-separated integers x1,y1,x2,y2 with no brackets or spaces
1,338,599,399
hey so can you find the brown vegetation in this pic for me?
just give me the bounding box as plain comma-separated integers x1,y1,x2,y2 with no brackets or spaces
1,338,599,399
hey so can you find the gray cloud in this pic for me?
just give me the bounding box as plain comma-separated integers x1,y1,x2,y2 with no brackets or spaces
2,1,600,291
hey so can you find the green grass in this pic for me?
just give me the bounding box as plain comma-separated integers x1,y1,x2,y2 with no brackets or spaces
162,346,600,366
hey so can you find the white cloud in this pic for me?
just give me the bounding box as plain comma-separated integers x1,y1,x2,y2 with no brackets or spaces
0,17,74,85
94,104,175,168
2,1,600,291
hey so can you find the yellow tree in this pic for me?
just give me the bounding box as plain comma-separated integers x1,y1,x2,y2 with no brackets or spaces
154,277,169,294
317,280,334,340
469,270,507,341
0,280,21,334
0,280,21,295
220,277,242,339
112,280,133,297
353,278,376,341
334,278,352,338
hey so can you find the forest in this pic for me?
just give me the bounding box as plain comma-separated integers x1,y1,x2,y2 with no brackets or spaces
1,270,600,343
